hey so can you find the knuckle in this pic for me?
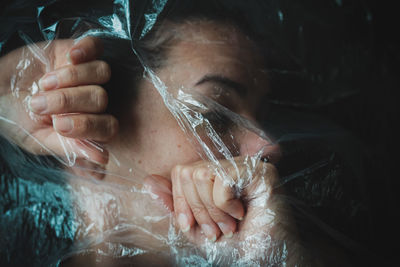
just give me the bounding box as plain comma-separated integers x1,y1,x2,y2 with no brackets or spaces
55,90,70,111
95,61,111,82
190,205,206,217
66,65,79,83
78,116,94,133
172,165,191,183
91,86,108,111
171,165,182,181
193,167,209,183
174,195,187,206
206,205,223,219
106,116,118,138
180,167,193,185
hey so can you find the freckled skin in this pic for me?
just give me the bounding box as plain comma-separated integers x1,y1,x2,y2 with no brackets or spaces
104,20,267,181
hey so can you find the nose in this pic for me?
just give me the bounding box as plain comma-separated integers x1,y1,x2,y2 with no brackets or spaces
238,130,281,163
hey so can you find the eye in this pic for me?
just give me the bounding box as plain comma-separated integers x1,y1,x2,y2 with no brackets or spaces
208,85,239,111
202,110,234,136
200,110,241,157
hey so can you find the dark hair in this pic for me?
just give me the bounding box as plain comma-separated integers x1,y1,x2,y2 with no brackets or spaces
102,1,268,122
136,0,266,68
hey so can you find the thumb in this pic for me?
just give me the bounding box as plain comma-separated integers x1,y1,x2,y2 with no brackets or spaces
143,174,173,212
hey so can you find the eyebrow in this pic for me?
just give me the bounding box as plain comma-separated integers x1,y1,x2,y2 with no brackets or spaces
195,75,247,97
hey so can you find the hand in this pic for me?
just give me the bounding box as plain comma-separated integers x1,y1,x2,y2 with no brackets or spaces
143,157,283,242
143,174,174,212
171,157,293,249
144,157,298,264
170,158,245,241
0,37,118,174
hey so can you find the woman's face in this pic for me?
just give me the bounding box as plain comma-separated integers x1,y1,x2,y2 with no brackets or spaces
112,21,270,179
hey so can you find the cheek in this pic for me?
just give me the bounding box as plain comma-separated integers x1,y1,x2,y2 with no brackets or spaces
134,96,201,177
145,126,201,177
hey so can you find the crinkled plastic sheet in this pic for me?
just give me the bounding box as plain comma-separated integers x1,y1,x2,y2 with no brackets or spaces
0,0,372,266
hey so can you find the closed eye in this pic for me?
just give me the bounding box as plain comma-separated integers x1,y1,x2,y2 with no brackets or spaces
195,74,248,98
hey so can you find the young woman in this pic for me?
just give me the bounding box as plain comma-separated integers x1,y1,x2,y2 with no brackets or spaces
0,6,345,266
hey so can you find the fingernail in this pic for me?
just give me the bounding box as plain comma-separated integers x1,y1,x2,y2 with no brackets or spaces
217,222,233,238
53,117,74,133
178,213,190,232
201,224,216,242
238,217,244,221
225,231,233,238
68,49,84,63
29,95,47,114
39,74,58,90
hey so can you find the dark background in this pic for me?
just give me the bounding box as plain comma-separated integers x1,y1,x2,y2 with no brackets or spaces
317,0,398,264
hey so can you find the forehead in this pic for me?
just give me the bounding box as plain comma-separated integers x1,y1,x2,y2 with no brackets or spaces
160,20,265,88
169,21,259,63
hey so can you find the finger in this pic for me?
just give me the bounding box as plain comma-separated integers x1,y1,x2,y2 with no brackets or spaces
193,166,236,238
52,114,118,142
143,175,173,212
244,162,279,198
67,36,104,64
171,165,195,233
179,166,221,241
213,174,245,220
29,85,107,115
239,163,281,235
74,139,109,165
68,158,106,180
38,61,111,91
40,131,109,165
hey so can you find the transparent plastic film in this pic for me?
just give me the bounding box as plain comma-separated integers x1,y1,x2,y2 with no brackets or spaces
136,23,300,263
1,0,373,266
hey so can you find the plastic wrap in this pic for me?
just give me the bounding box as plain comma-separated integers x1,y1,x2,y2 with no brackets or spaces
1,0,375,266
